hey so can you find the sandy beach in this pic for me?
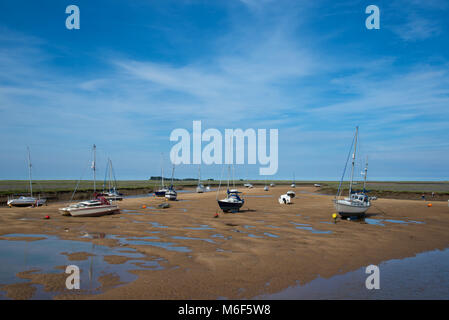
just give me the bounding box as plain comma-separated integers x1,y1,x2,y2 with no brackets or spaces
0,186,448,300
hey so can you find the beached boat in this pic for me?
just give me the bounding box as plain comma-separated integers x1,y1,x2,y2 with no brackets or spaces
165,165,177,201
60,196,119,217
333,127,370,218
7,147,46,207
196,165,205,193
291,173,296,188
59,145,119,217
101,159,123,201
264,178,269,191
155,155,168,197
279,191,295,204
217,165,244,212
218,189,244,212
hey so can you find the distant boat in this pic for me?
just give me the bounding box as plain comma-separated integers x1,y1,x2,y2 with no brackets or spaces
165,165,177,201
291,173,296,188
314,183,321,187
270,183,275,187
101,158,123,201
217,165,244,213
155,154,168,197
264,178,269,191
244,183,253,188
7,147,46,207
333,127,370,217
206,185,211,191
196,165,205,193
59,145,119,217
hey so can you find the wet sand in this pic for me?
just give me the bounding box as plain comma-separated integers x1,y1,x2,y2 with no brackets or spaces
0,186,448,299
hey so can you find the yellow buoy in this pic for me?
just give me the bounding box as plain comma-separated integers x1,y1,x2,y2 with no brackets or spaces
332,213,337,219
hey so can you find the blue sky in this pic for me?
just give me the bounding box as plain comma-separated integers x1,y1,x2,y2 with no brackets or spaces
0,0,448,181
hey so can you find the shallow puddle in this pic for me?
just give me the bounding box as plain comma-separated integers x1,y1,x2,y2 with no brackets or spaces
290,222,332,234
171,236,215,244
263,232,279,238
109,235,190,252
0,234,163,299
255,248,449,299
184,224,215,230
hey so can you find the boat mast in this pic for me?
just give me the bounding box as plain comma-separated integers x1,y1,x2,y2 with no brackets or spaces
363,156,368,192
92,144,96,193
348,127,358,196
27,146,33,197
170,164,175,186
198,165,201,186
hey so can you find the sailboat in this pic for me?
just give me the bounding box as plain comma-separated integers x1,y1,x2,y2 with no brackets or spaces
264,178,269,191
291,173,296,188
196,165,205,193
217,165,244,213
165,165,177,201
59,145,119,217
155,155,168,197
333,127,371,218
101,158,123,201
7,147,47,207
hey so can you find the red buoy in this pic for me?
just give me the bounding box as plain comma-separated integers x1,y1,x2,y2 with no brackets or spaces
44,215,50,219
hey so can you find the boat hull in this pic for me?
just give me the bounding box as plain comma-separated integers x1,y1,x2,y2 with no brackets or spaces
165,192,177,201
154,191,166,197
7,198,46,207
59,205,119,217
334,200,370,217
217,200,244,213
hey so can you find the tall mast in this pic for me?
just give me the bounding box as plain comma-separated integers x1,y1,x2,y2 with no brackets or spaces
348,127,358,196
227,165,230,190
198,165,201,185
161,153,164,187
92,144,96,192
170,164,175,186
27,146,32,197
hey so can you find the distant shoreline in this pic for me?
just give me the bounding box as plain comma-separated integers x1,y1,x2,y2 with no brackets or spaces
0,180,448,204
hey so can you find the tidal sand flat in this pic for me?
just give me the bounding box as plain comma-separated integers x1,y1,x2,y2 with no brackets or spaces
0,186,448,299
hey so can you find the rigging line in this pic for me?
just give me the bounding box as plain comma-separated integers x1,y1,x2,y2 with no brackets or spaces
336,132,356,199
216,164,225,200
102,158,109,192
70,159,91,203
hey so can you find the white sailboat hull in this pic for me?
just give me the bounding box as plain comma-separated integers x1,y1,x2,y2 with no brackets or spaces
59,204,119,217
334,200,370,216
7,197,46,207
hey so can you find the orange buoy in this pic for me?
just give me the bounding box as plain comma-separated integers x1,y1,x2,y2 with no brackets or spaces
142,205,147,209
427,203,432,207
